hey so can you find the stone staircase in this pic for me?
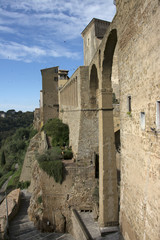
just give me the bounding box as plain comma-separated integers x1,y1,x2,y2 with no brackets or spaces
9,191,75,240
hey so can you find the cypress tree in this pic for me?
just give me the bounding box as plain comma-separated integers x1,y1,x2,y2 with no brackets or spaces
1,150,6,165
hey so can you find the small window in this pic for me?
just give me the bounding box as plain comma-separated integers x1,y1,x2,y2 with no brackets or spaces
127,96,131,112
87,38,90,46
54,77,58,81
99,50,101,68
156,101,160,129
140,112,145,130
54,68,58,73
95,154,99,179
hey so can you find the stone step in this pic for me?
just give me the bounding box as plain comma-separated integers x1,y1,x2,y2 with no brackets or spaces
10,214,30,224
10,226,37,238
9,191,75,240
55,234,76,240
10,230,39,240
9,221,34,232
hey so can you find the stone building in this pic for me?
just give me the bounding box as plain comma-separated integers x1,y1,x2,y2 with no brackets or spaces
40,66,69,126
59,0,160,237
31,0,160,239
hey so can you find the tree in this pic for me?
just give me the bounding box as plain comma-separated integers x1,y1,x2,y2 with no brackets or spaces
1,150,6,165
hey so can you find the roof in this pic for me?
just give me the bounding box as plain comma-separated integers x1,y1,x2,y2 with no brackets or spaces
81,18,110,37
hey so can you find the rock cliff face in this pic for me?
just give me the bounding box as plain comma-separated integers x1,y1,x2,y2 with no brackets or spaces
20,132,48,184
28,159,98,233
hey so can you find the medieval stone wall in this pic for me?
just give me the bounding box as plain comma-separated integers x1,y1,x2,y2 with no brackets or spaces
28,160,98,233
59,66,99,162
116,0,160,239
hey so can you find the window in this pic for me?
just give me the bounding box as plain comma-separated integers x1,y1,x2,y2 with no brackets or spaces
54,68,58,73
54,77,58,81
99,50,101,68
140,112,145,130
156,101,160,129
87,38,90,46
95,154,99,179
127,96,131,112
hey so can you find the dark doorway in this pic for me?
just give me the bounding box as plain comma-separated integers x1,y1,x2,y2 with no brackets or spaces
95,154,99,179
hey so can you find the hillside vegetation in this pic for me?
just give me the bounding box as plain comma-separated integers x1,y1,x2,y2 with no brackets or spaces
0,110,36,191
0,110,34,147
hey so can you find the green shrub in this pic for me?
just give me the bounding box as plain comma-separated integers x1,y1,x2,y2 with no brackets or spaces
37,195,42,204
63,149,73,160
17,181,30,189
37,147,64,183
43,118,69,147
1,150,6,165
16,140,26,150
15,127,30,140
39,160,63,183
0,123,37,191
37,147,62,163
9,142,18,153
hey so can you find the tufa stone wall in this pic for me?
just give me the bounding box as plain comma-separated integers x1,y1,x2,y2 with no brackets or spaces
20,132,48,187
59,66,99,162
116,0,160,239
28,160,98,234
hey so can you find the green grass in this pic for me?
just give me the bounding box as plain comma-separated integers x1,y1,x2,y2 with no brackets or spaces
6,168,21,191
0,170,13,189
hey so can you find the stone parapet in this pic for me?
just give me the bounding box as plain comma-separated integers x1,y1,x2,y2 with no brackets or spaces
0,189,20,240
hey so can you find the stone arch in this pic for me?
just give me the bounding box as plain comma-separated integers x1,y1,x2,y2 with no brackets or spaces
90,64,99,108
102,29,117,90
98,28,118,227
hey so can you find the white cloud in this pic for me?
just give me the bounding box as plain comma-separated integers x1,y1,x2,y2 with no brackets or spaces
0,26,15,33
0,39,80,62
0,0,116,62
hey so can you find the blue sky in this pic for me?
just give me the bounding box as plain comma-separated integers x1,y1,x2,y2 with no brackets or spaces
0,0,116,112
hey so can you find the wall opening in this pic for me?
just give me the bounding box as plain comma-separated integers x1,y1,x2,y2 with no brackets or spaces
95,154,99,179
127,96,131,112
90,64,99,108
99,50,101,68
156,101,160,129
140,112,145,130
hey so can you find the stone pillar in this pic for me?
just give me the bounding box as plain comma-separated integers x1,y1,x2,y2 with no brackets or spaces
98,88,118,227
